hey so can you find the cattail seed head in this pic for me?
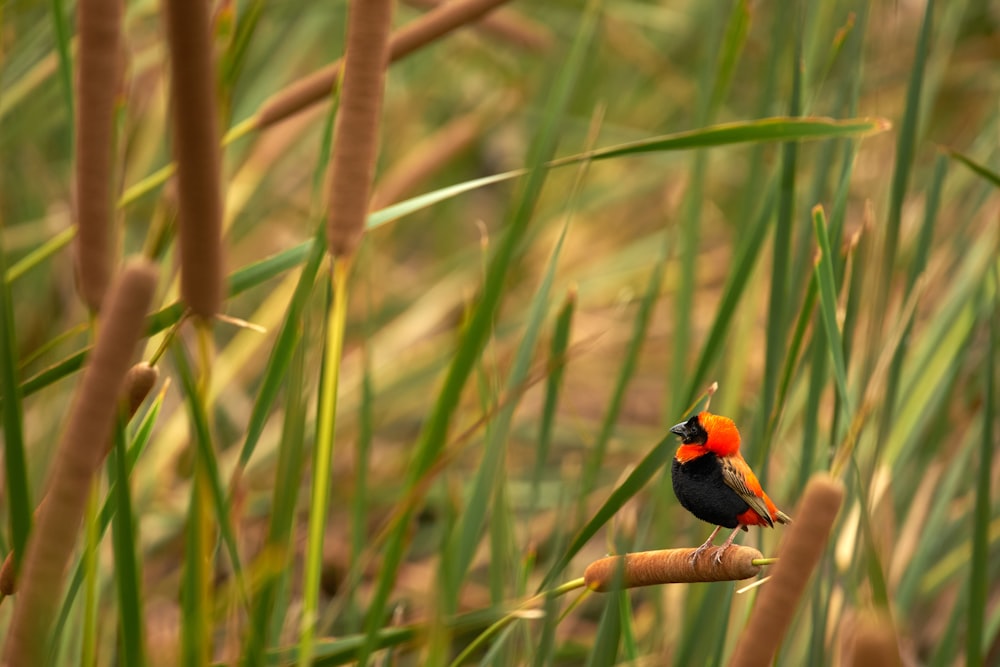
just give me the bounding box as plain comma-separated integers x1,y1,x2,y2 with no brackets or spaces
163,0,223,319
3,260,158,665
0,361,157,598
585,546,762,591
123,361,158,417
73,0,124,311
728,474,845,667
326,0,394,257
845,612,902,667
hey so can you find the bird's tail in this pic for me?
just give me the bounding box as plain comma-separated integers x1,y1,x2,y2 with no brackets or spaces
775,509,792,524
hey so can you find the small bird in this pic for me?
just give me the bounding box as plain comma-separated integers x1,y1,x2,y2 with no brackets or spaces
670,412,791,563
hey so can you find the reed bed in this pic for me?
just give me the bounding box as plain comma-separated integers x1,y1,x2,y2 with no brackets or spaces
1,1,997,665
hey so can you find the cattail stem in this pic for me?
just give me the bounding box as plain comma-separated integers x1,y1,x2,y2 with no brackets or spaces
728,474,845,667
163,0,223,319
256,0,514,130
584,546,764,592
325,0,394,257
74,0,123,311
300,258,352,667
3,260,157,666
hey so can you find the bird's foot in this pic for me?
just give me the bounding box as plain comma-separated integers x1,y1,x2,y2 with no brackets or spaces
688,543,711,565
712,546,729,565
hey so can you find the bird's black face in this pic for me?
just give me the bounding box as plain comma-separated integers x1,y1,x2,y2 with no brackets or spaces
669,415,708,445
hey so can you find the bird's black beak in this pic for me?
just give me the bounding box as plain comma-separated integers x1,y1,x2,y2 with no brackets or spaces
670,415,706,444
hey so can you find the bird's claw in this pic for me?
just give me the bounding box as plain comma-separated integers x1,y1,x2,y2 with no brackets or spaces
688,545,708,566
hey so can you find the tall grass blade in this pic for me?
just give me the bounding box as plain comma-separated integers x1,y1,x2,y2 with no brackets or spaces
110,416,145,667
812,205,851,413
945,148,1000,188
0,233,32,571
539,431,674,590
966,272,996,667
356,1,602,661
171,341,247,608
756,15,802,467
244,330,308,667
530,289,575,511
580,248,665,504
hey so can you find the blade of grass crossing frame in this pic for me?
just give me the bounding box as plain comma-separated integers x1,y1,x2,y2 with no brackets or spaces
670,0,747,419
586,581,622,666
755,12,801,469
682,185,776,408
579,246,666,506
812,205,852,413
245,330,308,667
236,225,326,469
867,0,934,383
0,227,31,570
946,148,1000,188
237,79,337,471
220,0,265,89
877,155,947,450
181,452,209,665
444,169,577,608
17,114,890,406
618,588,638,661
967,270,997,667
530,289,575,512
539,431,675,590
771,273,817,431
110,415,145,667
171,342,248,606
357,2,603,662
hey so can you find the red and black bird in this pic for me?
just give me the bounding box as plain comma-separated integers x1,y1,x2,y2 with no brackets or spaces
670,412,791,561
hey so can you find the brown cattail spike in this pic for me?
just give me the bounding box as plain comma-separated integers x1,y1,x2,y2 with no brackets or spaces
0,361,158,598
124,361,159,417
326,0,394,257
163,0,223,319
256,0,514,129
728,474,845,667
73,0,124,311
846,612,902,667
584,546,762,592
3,260,158,665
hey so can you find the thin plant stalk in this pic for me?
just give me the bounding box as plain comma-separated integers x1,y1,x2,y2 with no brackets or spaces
81,480,100,667
299,257,351,667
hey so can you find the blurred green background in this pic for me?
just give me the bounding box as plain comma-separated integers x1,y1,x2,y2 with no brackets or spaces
0,0,998,664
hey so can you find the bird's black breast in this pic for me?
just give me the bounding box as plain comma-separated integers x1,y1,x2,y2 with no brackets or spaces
671,452,751,529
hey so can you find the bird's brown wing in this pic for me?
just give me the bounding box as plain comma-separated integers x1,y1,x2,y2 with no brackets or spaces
720,455,774,527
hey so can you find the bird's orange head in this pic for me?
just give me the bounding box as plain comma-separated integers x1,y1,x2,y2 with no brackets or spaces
669,411,741,457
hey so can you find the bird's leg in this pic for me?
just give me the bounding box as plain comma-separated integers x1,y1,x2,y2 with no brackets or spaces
713,526,744,564
689,525,723,564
